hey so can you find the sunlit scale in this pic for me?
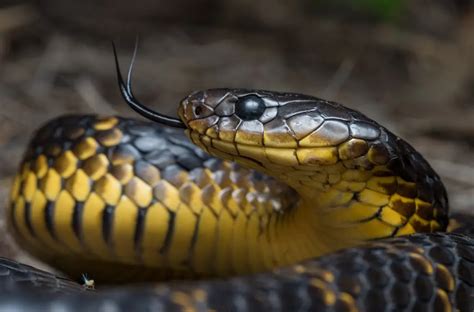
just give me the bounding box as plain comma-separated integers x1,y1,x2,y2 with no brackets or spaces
7,88,448,285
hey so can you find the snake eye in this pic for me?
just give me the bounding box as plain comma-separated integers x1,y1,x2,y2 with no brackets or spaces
235,95,266,121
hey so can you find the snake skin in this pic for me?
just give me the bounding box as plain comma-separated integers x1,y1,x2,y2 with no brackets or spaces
0,233,472,311
9,115,296,280
8,112,452,280
3,89,471,310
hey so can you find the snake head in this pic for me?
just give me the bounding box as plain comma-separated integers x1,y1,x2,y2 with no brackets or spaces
177,88,390,171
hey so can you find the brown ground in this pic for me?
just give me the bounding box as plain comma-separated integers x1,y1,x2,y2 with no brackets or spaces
0,1,473,271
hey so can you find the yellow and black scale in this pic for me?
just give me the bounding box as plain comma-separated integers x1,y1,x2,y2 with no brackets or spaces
0,51,472,311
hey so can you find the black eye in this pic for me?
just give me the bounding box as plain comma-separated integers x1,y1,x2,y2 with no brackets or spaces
235,95,266,120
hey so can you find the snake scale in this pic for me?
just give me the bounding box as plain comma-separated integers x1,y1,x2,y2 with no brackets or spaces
0,48,472,311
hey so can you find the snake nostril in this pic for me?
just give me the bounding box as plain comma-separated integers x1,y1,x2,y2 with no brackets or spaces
194,106,203,116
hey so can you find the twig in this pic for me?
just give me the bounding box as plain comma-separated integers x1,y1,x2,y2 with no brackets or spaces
0,87,31,127
322,57,356,98
0,4,37,33
430,159,474,186
28,36,68,98
449,188,474,214
74,77,118,115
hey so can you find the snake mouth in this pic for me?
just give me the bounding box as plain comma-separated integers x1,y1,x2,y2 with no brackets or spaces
187,129,350,172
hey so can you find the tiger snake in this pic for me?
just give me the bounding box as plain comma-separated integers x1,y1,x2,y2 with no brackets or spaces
0,47,472,311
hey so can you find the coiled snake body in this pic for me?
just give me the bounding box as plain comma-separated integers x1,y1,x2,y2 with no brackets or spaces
1,51,472,311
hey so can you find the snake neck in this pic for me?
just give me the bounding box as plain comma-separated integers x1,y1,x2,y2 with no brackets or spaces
227,159,447,277
184,124,450,275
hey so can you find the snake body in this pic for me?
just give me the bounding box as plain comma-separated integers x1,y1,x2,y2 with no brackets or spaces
1,233,472,311
2,53,473,310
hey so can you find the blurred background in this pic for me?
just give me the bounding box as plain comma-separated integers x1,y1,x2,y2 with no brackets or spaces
0,0,473,269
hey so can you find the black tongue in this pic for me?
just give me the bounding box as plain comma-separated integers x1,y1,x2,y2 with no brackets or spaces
112,42,186,129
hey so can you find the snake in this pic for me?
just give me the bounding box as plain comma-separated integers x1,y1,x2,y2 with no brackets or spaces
0,46,472,311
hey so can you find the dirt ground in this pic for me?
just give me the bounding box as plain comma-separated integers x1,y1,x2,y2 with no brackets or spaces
0,1,473,270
